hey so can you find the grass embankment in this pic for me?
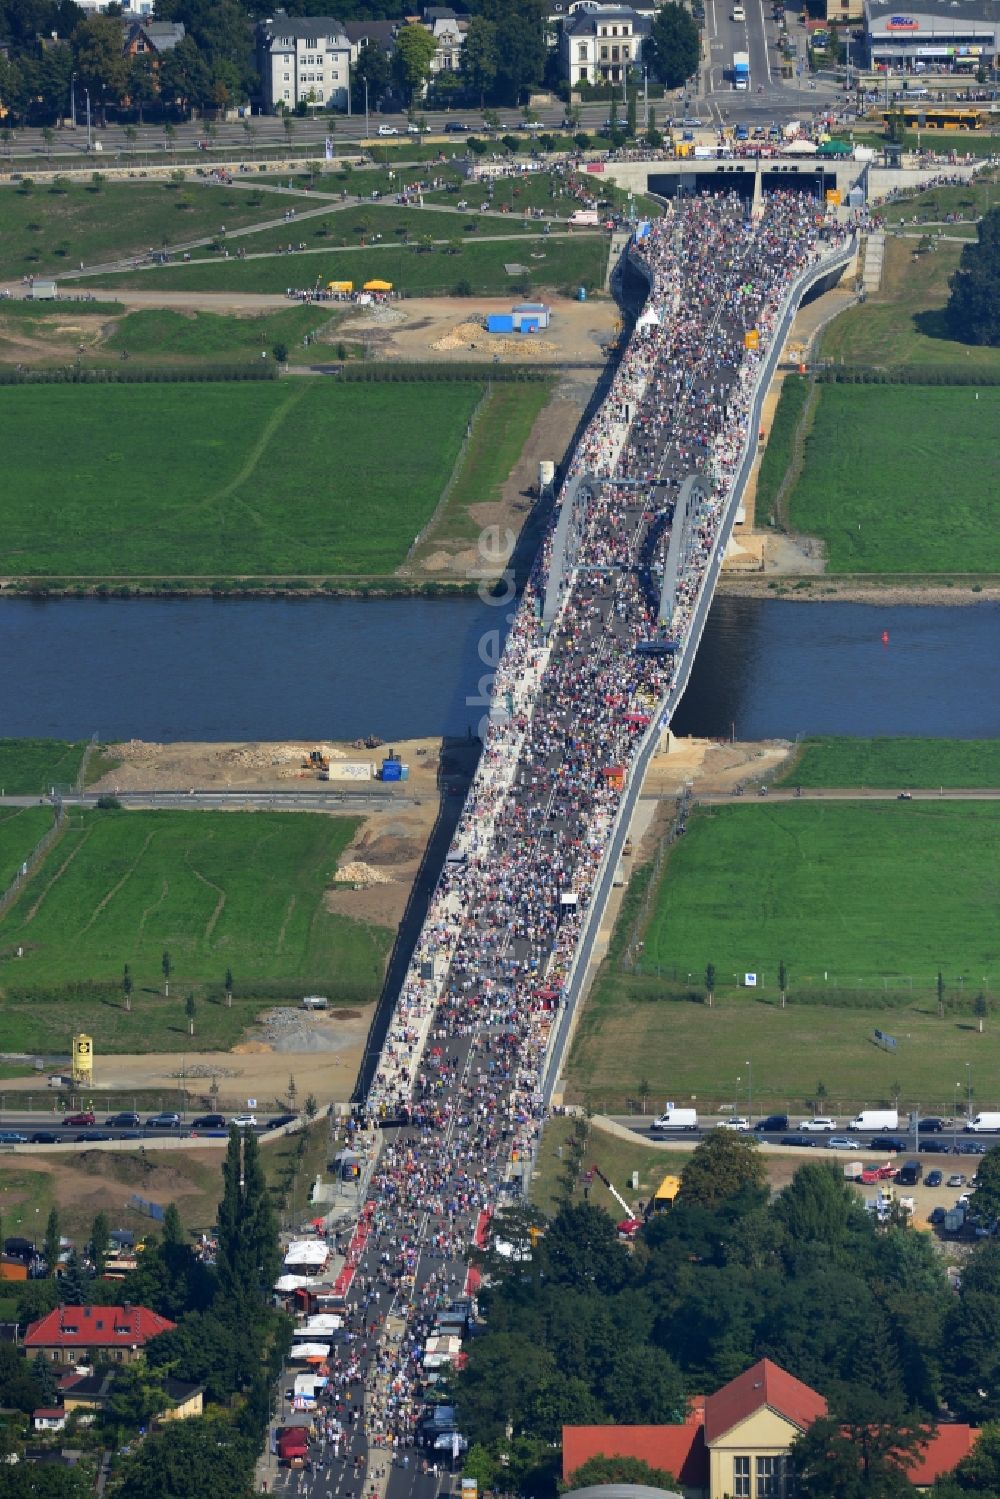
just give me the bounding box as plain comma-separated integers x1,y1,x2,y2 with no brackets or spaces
820,234,1000,373
0,1152,225,1243
0,807,391,1052
0,381,481,578
531,1115,692,1220
777,737,1000,789
567,801,1000,1113
755,374,808,527
0,178,293,281
881,178,1000,227
787,385,999,573
79,233,609,297
0,738,89,793
0,807,55,892
215,204,562,260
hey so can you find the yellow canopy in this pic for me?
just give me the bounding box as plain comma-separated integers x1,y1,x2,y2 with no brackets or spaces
363,279,393,292
327,280,353,293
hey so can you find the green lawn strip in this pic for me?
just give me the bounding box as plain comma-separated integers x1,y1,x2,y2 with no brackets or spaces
216,204,559,259
103,305,339,361
0,380,482,576
755,374,808,527
0,807,56,892
0,808,391,1047
787,384,1000,573
78,233,610,297
0,1168,56,1240
0,179,297,282
413,381,553,555
638,801,997,982
820,235,1000,372
0,739,88,794
777,737,1000,789
531,1114,692,1220
881,177,1000,226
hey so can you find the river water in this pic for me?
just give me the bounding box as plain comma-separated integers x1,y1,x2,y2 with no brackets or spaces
1,596,997,743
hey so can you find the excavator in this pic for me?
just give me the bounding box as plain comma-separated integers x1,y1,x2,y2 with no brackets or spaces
587,1163,644,1241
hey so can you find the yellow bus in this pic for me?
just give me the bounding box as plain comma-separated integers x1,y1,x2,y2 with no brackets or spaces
880,106,985,130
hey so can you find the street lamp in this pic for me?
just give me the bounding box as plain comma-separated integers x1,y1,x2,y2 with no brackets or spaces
966,1062,973,1120
85,87,92,153
70,72,77,129
746,1059,753,1124
364,76,370,144
954,1085,961,1154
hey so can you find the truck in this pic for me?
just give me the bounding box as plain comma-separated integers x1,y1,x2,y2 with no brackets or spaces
848,1109,899,1132
733,51,750,89
965,1112,1000,1133
651,1107,698,1133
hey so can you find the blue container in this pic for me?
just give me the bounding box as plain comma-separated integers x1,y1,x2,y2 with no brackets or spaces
576,286,587,302
487,314,515,333
381,759,402,782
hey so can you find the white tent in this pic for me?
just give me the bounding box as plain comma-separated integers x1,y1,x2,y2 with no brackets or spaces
288,1342,332,1361
782,138,819,155
275,1274,320,1292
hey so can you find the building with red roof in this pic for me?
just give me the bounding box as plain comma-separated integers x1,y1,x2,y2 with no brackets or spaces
25,1305,175,1365
564,1359,979,1499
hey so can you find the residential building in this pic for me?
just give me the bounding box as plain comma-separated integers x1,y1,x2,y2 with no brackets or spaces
32,1410,67,1432
343,18,398,68
559,5,650,87
25,1305,176,1366
123,18,186,57
863,0,999,69
423,6,467,77
257,11,351,114
564,1358,982,1499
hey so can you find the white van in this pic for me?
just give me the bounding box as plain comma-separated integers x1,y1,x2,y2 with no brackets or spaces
965,1112,1000,1133
732,3,746,18
302,995,329,1011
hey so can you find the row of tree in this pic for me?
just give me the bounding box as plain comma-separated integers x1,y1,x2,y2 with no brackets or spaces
454,1134,1000,1496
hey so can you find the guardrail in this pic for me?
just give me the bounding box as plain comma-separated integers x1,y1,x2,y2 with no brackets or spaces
539,232,857,1107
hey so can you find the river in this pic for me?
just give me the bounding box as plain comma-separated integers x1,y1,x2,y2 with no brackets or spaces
0,596,997,744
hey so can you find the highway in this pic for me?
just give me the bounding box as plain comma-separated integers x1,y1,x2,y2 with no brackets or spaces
0,789,415,812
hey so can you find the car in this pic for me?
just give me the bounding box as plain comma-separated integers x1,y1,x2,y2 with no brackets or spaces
916,1117,945,1133
960,1140,986,1155
264,1114,297,1130
926,1170,944,1187
781,1133,815,1148
948,1173,966,1188
825,1136,859,1150
717,1117,750,1131
190,1114,226,1130
896,791,913,800
798,1117,837,1132
444,121,469,133
106,1112,140,1128
754,1114,789,1133
929,1206,946,1226
145,1112,181,1129
29,1132,58,1144
65,1111,96,1127
870,1135,907,1153
0,1130,28,1144
231,1113,257,1129
406,122,421,134
682,116,703,128
919,1140,950,1154
377,125,399,137
78,1131,112,1141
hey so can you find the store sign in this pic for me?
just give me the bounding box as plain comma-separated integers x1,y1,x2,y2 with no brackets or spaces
887,14,919,27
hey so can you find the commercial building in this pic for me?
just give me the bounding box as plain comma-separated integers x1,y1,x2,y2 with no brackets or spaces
558,4,651,87
863,0,999,71
257,11,351,113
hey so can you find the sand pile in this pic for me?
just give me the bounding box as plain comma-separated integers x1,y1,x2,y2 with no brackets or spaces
338,860,394,888
431,321,556,356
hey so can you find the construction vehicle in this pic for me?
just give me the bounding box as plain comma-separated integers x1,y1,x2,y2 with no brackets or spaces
302,748,330,773
586,1164,643,1239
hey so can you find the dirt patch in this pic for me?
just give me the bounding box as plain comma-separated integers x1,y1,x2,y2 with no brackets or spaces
92,736,442,795
335,295,615,366
642,736,796,799
431,319,557,357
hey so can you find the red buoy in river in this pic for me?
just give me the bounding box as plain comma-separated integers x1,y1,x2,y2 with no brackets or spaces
881,630,890,646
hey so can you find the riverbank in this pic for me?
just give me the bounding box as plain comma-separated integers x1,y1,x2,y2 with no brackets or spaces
719,575,1000,605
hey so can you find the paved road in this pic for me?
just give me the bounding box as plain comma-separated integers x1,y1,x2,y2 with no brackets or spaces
695,787,1000,802
0,790,414,811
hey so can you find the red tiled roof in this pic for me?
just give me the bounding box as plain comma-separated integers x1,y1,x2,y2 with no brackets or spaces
25,1305,175,1350
33,1408,65,1419
907,1426,979,1486
563,1402,709,1489
703,1358,828,1444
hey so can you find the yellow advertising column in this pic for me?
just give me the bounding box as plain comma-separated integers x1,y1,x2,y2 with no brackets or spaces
72,1033,94,1088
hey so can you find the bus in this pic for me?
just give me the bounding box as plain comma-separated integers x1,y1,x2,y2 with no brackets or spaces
879,106,985,130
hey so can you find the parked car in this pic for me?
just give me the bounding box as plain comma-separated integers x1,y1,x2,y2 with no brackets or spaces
146,1112,181,1129
925,1170,944,1187
754,1114,789,1133
65,1111,96,1127
948,1173,966,1188
190,1114,226,1130
929,1206,946,1225
29,1132,58,1144
106,1112,140,1128
798,1117,837,1132
781,1133,815,1148
825,1136,859,1150
0,1130,28,1144
231,1114,257,1129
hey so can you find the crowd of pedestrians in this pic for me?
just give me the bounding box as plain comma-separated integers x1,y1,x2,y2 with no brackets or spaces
275,191,850,1494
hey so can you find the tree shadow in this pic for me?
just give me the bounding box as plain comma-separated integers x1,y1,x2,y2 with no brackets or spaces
913,307,953,341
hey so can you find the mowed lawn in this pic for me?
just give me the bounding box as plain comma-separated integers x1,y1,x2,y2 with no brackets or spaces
789,384,1000,573
0,738,88,794
778,737,1000,789
0,806,55,891
0,381,481,576
640,802,998,982
0,809,391,1049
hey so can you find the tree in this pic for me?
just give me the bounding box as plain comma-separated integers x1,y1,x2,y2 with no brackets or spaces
113,1412,256,1499
779,958,788,1008
352,39,390,114
128,53,158,124
625,88,637,140
0,1343,44,1415
971,1149,1000,1232
103,1358,168,1441
162,949,172,997
791,1413,919,1498
563,1456,678,1493
41,125,54,159
461,15,498,106
646,1,701,90
31,1351,58,1407
282,112,294,145
123,962,134,1012
287,1075,297,1111
705,961,716,1007
392,23,438,105
937,970,946,1019
158,36,212,119
59,1248,88,1306
90,1210,109,1278
304,1093,318,1119
185,993,196,1036
72,13,128,123
224,966,233,1008
946,207,1000,346
541,1202,631,1294
975,992,988,1034
43,1205,61,1276
477,0,546,105
680,1131,767,1209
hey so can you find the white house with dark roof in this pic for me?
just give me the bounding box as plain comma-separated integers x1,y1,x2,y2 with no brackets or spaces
257,10,351,112
558,4,651,86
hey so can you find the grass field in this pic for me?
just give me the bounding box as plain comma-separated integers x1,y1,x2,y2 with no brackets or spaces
0,807,55,892
0,738,88,794
0,178,295,281
819,235,1000,373
531,1115,692,1220
0,381,481,577
881,178,1000,227
788,384,1000,573
778,737,1000,789
755,374,808,527
0,808,391,1051
211,204,557,260
80,233,609,297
